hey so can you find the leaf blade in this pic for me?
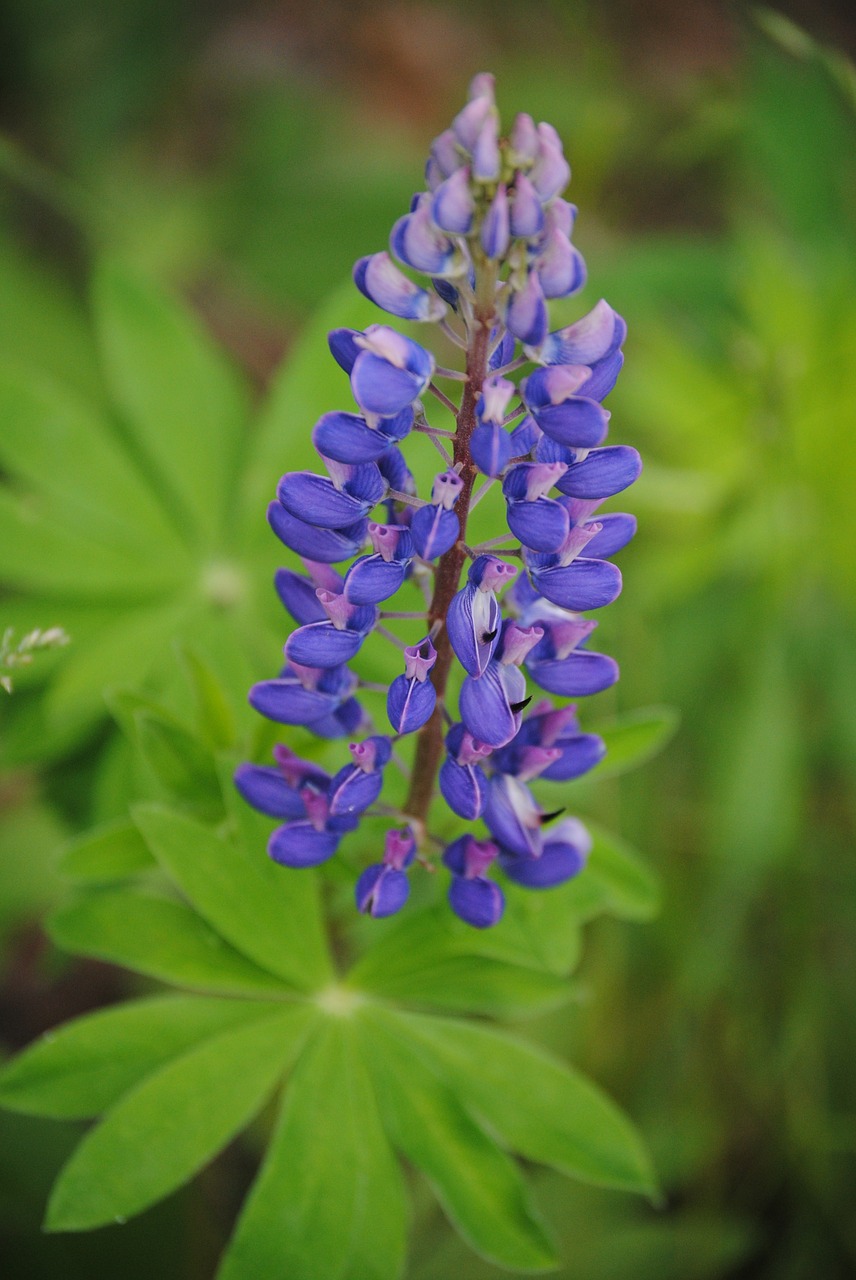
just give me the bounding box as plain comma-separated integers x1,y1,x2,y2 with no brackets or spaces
219,1019,407,1280
48,890,292,996
132,802,332,991
45,1006,314,1231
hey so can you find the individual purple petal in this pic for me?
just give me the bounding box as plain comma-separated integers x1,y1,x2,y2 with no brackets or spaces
354,252,446,322
312,695,367,740
578,351,624,402
527,649,619,697
471,422,513,477
509,173,544,238
483,773,543,857
312,409,407,465
439,756,487,820
344,554,408,605
277,468,383,529
268,822,339,868
582,512,637,559
267,502,366,563
355,865,410,917
328,764,384,818
509,112,539,164
410,504,460,559
510,415,542,455
447,583,500,678
459,661,527,749
432,166,475,234
540,733,606,781
453,75,496,149
284,621,366,670
552,445,643,498
431,127,463,178
536,230,586,299
505,271,548,347
387,675,436,734
488,329,516,372
328,328,361,373
529,122,571,201
481,185,510,259
472,112,500,181
448,874,505,928
233,764,306,820
391,196,467,278
350,326,434,416
530,558,622,610
506,497,569,553
533,299,627,367
499,841,585,887
274,569,328,625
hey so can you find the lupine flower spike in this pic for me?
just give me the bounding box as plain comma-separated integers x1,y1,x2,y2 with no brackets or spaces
237,74,640,927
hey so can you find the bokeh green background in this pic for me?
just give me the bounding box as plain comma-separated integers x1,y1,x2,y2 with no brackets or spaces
1,1,855,1276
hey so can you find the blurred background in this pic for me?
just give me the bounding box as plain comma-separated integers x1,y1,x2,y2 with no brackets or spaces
1,0,855,1276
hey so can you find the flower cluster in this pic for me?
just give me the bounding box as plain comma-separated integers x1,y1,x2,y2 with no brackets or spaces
237,75,641,927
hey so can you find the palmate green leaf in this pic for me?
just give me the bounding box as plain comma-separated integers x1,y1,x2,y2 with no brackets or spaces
93,259,251,544
388,1010,658,1198
0,995,282,1119
59,817,156,882
132,802,332,993
49,890,290,997
219,1019,407,1280
45,1005,314,1232
347,908,572,1018
0,365,184,555
586,705,680,780
360,1007,558,1274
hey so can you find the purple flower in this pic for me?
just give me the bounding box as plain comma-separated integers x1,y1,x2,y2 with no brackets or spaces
238,73,639,927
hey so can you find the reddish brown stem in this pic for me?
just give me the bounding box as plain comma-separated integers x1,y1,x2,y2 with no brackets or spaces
403,311,493,822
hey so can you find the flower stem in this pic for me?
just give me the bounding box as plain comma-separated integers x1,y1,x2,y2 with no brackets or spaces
404,284,495,824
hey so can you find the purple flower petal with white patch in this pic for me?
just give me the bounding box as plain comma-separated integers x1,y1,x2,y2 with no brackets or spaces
531,299,627,367
453,74,496,149
267,502,366,563
350,326,435,416
391,196,468,279
522,366,610,449
459,660,528,748
509,111,539,164
268,822,339,868
483,772,543,857
354,253,446,322
447,584,500,678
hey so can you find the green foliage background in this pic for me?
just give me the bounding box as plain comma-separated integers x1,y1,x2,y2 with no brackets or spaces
0,1,855,1277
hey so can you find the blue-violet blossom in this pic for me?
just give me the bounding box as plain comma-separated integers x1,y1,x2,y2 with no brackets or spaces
237,74,640,928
